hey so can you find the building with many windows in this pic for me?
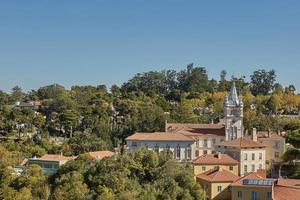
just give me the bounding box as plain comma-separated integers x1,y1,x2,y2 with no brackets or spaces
165,123,226,157
126,83,245,159
192,153,239,176
196,168,300,200
196,167,239,200
215,129,266,176
246,130,286,170
231,170,300,200
126,132,196,161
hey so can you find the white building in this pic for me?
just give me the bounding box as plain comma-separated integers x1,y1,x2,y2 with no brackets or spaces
215,129,266,176
126,83,245,159
126,132,196,161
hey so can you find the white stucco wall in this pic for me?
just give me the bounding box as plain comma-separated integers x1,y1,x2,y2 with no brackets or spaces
126,140,195,161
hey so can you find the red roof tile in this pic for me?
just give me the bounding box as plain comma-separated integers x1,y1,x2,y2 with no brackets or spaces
255,131,284,139
192,153,238,165
166,123,225,136
216,138,266,149
274,178,300,200
274,185,300,200
87,151,115,160
277,178,300,189
231,171,272,187
126,132,195,141
34,154,74,162
196,168,239,183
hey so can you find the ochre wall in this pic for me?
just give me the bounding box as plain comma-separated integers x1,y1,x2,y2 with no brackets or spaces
197,179,232,200
231,186,272,200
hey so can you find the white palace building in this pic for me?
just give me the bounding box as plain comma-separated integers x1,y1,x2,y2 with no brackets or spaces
126,83,243,159
126,83,286,175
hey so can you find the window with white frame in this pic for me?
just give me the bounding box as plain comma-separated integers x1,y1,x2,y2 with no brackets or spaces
259,153,262,160
176,145,181,159
195,150,199,157
186,146,191,159
244,153,248,160
244,165,248,173
212,139,216,145
251,164,255,172
204,139,208,147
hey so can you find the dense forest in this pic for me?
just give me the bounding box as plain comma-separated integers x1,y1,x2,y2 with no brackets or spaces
1,64,300,199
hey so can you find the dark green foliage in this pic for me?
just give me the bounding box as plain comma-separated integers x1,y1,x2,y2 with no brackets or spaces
250,69,276,95
286,130,300,148
50,148,205,200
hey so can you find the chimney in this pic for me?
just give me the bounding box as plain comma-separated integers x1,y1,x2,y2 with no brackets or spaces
217,152,222,159
256,169,267,178
277,130,281,136
252,128,257,142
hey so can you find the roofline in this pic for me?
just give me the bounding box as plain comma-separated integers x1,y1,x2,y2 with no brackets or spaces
192,162,238,165
216,144,266,149
28,159,63,162
196,177,237,183
125,138,195,142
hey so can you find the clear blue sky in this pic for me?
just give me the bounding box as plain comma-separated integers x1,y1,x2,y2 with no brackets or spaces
0,0,299,93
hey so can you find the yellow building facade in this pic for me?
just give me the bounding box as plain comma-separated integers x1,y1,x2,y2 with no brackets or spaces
193,153,239,176
196,167,239,200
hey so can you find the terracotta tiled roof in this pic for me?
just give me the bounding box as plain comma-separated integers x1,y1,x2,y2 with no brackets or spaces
277,178,300,189
196,168,239,183
34,154,74,162
274,186,300,200
256,131,284,139
192,153,238,165
88,151,115,160
166,123,225,136
274,179,300,200
216,138,266,149
126,132,195,141
231,171,272,187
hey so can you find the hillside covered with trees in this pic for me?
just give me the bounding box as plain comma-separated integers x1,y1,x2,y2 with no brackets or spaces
0,65,299,154
1,65,300,199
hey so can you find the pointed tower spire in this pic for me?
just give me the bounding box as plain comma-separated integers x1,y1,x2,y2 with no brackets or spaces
228,82,239,105
224,82,243,141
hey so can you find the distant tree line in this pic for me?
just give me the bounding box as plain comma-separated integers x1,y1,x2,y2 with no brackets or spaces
0,64,299,158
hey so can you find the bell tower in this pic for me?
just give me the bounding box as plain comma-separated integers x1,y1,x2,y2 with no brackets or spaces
224,82,243,141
